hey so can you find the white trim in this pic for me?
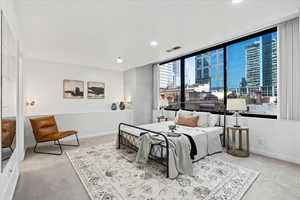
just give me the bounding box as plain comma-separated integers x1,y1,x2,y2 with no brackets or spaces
25,110,133,118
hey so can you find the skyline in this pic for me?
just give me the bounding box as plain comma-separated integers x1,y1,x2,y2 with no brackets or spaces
227,32,277,90
161,32,278,94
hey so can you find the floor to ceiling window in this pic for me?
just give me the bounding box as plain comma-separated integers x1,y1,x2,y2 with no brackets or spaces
159,60,181,109
159,27,277,118
184,49,225,112
227,32,278,116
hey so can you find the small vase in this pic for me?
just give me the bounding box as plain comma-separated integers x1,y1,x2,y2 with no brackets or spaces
119,102,125,110
111,103,117,110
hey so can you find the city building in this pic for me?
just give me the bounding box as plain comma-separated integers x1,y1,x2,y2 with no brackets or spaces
195,49,224,91
245,41,261,89
160,61,180,89
244,34,277,97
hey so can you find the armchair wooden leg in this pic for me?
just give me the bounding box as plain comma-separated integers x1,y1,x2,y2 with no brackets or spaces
54,134,80,147
33,140,63,155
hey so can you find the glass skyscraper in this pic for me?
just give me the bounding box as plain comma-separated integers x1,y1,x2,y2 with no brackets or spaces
244,33,277,96
195,49,224,91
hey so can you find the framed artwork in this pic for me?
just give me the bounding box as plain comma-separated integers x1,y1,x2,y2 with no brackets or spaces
87,82,105,99
63,80,84,99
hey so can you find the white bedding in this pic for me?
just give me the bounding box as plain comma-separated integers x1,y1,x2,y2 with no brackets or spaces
120,121,223,161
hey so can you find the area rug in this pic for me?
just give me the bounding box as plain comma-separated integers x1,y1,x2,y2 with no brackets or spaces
66,143,259,200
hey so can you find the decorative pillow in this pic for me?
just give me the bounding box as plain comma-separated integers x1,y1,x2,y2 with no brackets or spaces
176,115,199,127
193,111,210,127
209,114,219,127
175,109,194,121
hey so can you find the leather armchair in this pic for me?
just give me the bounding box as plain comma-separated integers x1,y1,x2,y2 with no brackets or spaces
2,120,16,152
30,116,79,155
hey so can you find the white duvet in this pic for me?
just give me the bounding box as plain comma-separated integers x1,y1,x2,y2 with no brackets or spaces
120,121,223,161
119,121,223,178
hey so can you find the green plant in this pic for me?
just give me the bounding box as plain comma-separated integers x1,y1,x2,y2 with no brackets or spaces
168,124,177,132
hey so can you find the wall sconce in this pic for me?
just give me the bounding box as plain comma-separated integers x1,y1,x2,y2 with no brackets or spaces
26,99,36,106
125,96,132,104
124,96,133,109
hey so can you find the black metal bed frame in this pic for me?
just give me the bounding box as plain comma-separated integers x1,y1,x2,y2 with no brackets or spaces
118,122,225,178
118,123,170,178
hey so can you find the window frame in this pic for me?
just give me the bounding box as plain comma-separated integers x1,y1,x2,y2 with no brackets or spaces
159,27,278,119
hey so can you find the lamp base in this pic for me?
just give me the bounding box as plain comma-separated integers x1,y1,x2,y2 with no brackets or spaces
233,111,240,128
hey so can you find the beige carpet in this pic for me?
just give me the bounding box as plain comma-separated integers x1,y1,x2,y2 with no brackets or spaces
13,134,300,200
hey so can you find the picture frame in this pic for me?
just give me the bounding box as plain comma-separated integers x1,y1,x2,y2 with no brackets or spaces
87,82,105,99
63,80,84,99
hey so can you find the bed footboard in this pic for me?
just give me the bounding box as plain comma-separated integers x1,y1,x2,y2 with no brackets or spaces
118,123,170,178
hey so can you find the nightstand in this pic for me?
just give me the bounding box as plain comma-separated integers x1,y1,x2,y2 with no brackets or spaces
226,127,249,157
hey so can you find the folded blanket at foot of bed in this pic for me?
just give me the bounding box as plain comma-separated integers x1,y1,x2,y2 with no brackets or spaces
136,133,193,178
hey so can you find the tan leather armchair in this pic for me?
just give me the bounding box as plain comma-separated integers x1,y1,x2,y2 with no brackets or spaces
2,120,16,152
30,116,79,155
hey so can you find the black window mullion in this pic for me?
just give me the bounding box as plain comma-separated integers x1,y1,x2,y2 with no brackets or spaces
180,58,185,109
223,46,227,112
223,46,227,147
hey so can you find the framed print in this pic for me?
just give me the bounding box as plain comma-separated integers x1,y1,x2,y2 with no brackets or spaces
87,82,105,99
63,80,84,99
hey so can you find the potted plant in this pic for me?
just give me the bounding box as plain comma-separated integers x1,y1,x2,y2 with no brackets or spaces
168,124,177,133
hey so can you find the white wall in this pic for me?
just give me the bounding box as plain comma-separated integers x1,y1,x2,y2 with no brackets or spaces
124,67,137,114
246,117,300,165
24,111,133,148
22,58,133,147
124,65,153,125
135,65,153,124
23,58,124,115
153,109,300,165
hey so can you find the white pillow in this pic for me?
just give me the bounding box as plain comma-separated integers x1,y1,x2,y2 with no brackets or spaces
209,114,219,127
193,111,209,127
175,110,194,121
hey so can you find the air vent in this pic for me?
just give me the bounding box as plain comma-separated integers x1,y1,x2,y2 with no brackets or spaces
166,46,181,53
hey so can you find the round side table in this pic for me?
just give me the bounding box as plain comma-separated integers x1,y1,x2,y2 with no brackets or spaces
227,127,249,157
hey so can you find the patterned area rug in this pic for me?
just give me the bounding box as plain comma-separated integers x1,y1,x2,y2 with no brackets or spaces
67,143,259,200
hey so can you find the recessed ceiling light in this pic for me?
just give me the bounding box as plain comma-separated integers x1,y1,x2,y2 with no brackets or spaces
232,0,243,4
116,57,123,64
150,41,158,47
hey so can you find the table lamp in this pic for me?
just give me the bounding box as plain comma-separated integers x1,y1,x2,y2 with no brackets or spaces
159,99,169,117
226,98,247,127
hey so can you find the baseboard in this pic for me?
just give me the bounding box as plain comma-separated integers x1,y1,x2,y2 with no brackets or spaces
19,150,25,161
0,158,20,200
5,167,19,200
73,131,116,140
251,148,300,165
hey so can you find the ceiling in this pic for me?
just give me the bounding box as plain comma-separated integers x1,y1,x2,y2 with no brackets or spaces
15,0,300,71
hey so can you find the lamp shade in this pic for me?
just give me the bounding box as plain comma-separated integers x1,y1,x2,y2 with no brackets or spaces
227,98,247,111
160,99,169,107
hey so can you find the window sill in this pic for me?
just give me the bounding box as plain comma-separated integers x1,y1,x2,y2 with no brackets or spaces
163,108,277,119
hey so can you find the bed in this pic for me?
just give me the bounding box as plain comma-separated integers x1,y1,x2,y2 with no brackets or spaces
117,120,224,178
